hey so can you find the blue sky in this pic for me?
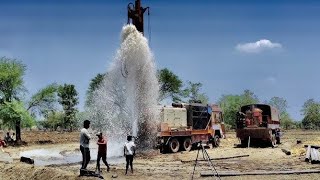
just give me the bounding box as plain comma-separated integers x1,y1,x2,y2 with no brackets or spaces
1,0,320,120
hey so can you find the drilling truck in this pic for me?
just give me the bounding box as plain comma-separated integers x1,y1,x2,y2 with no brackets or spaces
236,104,281,147
157,102,225,153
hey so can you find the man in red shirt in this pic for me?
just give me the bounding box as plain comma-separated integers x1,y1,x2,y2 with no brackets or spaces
0,138,6,152
96,132,110,173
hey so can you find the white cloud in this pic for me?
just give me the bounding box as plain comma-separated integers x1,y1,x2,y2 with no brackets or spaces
236,39,282,53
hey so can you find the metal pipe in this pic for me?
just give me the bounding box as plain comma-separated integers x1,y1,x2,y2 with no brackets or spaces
305,145,311,162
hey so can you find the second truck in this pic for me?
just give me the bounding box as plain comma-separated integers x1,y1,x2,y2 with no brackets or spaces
236,104,281,147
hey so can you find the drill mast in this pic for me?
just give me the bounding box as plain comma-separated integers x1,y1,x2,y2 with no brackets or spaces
127,0,149,35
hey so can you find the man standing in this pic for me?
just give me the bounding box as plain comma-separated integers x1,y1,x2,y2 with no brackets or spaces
11,133,16,143
4,132,12,144
0,138,6,152
80,120,91,170
96,132,110,173
124,135,136,175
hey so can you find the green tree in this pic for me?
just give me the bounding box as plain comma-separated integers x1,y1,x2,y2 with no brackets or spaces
158,68,183,101
218,95,242,127
37,111,64,131
75,111,89,129
301,99,320,129
157,68,208,104
44,111,64,130
0,57,27,142
267,97,288,116
280,112,295,129
58,84,79,131
0,57,26,103
0,101,35,140
180,81,209,104
293,121,303,129
301,99,318,116
27,83,58,117
218,90,259,128
266,96,295,129
86,73,105,106
240,89,259,105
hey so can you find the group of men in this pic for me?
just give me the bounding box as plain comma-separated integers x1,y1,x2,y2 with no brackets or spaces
0,132,16,151
4,132,16,143
80,120,136,175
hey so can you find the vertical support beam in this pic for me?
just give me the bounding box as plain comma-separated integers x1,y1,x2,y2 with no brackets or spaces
314,149,320,163
310,148,318,164
311,148,320,164
305,145,311,162
127,0,148,35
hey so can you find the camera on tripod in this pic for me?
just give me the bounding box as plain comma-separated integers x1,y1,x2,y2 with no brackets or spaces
191,140,221,180
193,141,204,150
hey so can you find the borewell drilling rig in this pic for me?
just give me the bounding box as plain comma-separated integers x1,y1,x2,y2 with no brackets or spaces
127,0,149,35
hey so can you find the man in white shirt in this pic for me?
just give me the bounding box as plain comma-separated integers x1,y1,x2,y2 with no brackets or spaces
80,120,91,170
124,135,136,175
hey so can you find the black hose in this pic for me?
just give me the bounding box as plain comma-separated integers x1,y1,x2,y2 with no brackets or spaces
121,60,128,78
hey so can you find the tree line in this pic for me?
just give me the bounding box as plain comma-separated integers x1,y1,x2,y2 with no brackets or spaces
0,57,79,142
1,57,320,143
155,68,320,130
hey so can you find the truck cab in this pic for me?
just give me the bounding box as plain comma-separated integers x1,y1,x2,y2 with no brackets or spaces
211,104,225,139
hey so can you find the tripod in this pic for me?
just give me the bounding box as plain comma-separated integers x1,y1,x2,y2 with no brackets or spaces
191,142,221,180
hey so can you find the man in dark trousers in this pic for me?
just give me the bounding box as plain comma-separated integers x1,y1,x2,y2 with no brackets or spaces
96,132,110,173
80,120,91,170
124,135,136,175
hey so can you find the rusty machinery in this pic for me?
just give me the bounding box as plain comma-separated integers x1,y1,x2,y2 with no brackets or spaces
127,0,150,35
236,104,281,147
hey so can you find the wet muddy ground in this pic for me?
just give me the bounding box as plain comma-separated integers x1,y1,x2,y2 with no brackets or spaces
1,130,320,179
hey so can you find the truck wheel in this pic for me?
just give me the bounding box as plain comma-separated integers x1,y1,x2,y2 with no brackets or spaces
240,138,248,147
160,145,168,154
169,138,180,153
212,135,220,147
183,138,192,152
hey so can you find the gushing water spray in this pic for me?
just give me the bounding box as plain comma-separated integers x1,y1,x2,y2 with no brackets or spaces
87,25,159,156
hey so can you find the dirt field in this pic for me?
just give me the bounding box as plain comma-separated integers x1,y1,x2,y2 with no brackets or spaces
1,130,320,180
0,130,79,145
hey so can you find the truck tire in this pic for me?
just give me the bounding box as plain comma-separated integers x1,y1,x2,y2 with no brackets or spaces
160,145,168,154
169,138,180,153
183,138,192,152
212,135,220,147
240,138,248,147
